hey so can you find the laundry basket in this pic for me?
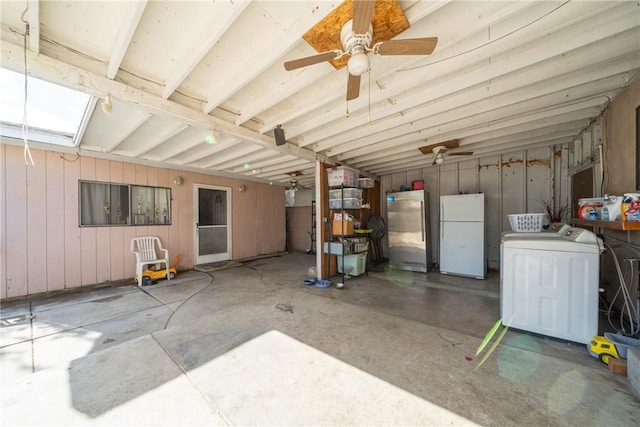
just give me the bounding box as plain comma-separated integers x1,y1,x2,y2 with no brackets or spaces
507,213,546,232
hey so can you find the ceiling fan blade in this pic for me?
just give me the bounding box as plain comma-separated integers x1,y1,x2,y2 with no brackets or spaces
449,151,474,156
377,37,438,55
418,139,459,154
352,0,376,34
346,74,361,100
284,51,341,71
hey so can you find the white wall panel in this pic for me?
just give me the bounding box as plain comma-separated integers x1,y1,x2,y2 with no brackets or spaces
479,156,501,268
439,163,458,196
501,151,526,232
525,147,552,214
458,159,478,194
380,145,567,271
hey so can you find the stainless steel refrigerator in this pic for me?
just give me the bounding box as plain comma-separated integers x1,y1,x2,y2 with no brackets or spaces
439,193,486,279
386,190,432,272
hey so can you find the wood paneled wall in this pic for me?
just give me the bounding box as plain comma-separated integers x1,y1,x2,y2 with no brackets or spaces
381,146,566,269
0,145,285,299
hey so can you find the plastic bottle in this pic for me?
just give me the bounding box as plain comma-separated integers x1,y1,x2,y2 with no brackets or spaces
601,195,623,221
308,266,317,281
601,195,610,220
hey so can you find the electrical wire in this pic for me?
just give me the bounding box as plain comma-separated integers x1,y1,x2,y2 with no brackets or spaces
20,7,34,166
58,153,80,162
604,242,640,337
399,0,572,73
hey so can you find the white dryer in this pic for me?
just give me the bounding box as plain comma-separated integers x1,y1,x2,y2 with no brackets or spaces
501,226,603,344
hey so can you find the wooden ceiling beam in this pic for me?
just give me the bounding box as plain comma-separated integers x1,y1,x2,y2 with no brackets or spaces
26,0,39,53
161,1,249,99
323,57,635,158
256,0,452,133
0,39,330,164
135,123,189,157
284,1,633,143
106,0,147,79
201,1,340,114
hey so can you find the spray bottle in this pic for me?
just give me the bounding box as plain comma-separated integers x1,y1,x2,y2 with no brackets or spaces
601,195,623,221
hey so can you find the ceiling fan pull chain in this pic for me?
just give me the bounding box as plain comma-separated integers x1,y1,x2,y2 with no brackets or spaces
368,69,371,123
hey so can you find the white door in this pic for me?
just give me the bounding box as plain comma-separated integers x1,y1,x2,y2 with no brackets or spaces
194,185,232,264
440,194,485,222
440,221,485,278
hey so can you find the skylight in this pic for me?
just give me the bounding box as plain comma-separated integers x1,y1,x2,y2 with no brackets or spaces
0,67,92,147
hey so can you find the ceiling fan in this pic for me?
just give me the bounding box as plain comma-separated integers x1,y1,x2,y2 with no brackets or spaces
418,139,473,165
283,0,438,100
288,178,300,190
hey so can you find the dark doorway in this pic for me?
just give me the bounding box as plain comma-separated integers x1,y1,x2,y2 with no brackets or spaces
571,168,593,218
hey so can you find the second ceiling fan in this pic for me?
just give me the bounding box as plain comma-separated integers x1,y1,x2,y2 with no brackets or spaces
419,139,473,165
284,0,438,100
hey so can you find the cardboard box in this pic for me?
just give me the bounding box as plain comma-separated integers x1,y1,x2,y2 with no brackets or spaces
608,358,627,376
332,219,354,235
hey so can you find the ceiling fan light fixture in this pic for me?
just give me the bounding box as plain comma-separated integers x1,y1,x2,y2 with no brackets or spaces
435,156,444,165
347,50,369,76
101,94,112,114
205,130,218,144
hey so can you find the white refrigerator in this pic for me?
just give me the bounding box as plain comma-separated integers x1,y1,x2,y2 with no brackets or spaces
439,194,486,279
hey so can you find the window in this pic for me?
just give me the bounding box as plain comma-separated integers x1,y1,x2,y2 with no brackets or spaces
0,67,91,147
79,181,171,227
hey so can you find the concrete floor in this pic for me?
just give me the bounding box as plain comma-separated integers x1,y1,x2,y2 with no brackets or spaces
1,253,638,426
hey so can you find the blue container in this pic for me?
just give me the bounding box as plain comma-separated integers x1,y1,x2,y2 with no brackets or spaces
316,280,331,288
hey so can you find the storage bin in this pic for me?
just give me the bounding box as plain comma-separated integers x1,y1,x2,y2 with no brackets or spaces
412,180,424,190
323,241,348,255
358,178,375,189
329,198,361,209
337,252,367,276
323,240,368,254
352,242,369,253
327,166,359,187
328,188,362,200
604,332,640,358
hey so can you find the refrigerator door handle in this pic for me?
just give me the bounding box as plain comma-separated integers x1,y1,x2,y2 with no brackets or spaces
420,200,425,242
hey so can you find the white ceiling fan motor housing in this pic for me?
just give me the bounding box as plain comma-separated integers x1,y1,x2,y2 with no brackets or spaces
432,146,448,155
340,20,373,52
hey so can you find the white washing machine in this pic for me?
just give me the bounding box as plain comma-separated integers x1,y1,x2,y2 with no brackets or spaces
501,226,603,344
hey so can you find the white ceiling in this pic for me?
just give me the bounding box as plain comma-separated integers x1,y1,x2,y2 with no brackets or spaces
1,0,639,188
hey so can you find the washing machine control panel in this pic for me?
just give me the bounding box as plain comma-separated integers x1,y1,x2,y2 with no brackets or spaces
549,223,571,234
562,227,597,243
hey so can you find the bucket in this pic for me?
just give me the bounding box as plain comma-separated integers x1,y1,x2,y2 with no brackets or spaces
578,197,604,219
604,332,640,359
